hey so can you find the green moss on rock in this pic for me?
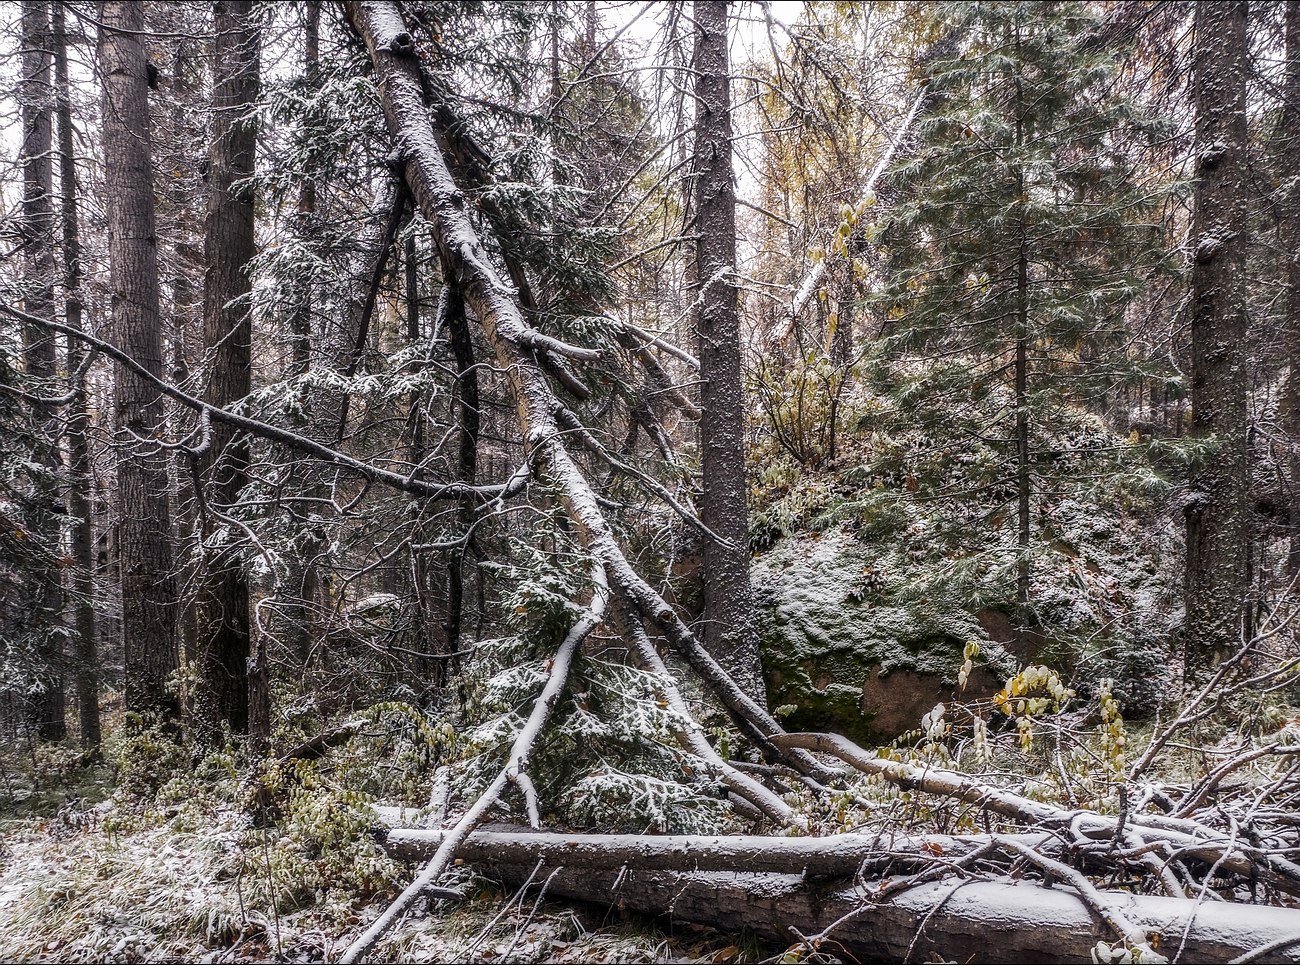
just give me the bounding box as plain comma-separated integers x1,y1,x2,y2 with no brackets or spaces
755,529,1012,743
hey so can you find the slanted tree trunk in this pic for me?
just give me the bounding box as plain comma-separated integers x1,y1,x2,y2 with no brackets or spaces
1185,0,1250,680
53,0,99,752
691,0,763,700
20,0,66,743
195,0,263,748
98,0,181,727
342,0,805,780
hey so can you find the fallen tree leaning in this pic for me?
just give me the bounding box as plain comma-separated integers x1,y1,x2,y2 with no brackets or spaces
328,3,1300,961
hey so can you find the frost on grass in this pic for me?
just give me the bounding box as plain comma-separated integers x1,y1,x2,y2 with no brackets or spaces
0,804,723,964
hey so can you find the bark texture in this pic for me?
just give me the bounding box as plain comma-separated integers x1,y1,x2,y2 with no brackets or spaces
285,0,322,671
98,0,180,725
20,0,66,742
194,0,262,745
376,831,1300,965
1284,0,1300,579
1185,0,1250,679
53,0,99,750
691,0,763,700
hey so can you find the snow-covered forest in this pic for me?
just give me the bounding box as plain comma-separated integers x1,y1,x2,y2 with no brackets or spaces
2,0,1300,961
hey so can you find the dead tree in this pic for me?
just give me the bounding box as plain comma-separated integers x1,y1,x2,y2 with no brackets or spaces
377,824,1300,964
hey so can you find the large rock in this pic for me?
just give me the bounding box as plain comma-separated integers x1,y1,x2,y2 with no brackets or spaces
754,529,1013,743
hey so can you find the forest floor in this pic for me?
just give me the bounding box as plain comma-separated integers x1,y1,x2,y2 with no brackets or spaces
0,755,747,964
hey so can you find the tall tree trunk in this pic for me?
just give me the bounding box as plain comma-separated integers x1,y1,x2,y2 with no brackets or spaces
21,0,66,742
165,38,203,705
194,0,262,746
691,0,763,700
285,0,322,672
1185,0,1250,681
53,0,99,752
444,289,478,677
1283,0,1300,582
1012,17,1033,644
98,0,181,727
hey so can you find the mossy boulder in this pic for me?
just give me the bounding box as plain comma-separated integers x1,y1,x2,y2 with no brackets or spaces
754,529,1013,744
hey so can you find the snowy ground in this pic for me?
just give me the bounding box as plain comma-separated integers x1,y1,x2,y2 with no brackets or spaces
0,799,739,963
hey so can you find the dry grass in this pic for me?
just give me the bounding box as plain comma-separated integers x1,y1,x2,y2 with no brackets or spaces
0,800,731,963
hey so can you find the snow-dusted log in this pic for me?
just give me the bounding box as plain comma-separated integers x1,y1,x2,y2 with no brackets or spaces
775,732,1300,896
373,830,1300,964
375,822,1057,876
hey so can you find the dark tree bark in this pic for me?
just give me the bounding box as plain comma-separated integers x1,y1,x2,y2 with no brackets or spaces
443,289,479,675
285,0,322,673
691,0,763,700
53,0,99,751
193,0,262,746
1283,1,1300,580
291,0,320,377
1013,30,1033,638
20,0,66,743
98,0,181,726
163,36,203,694
1185,0,1250,680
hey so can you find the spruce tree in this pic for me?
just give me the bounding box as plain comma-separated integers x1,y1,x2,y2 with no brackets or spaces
876,0,1173,638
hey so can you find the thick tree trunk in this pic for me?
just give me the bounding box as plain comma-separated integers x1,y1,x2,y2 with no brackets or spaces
21,0,66,743
1284,1,1300,582
377,827,1300,965
98,0,181,726
53,0,99,752
1185,0,1250,680
194,0,262,747
691,0,763,701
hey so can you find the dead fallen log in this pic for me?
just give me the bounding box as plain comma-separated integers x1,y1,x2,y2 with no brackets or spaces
377,821,1059,877
375,827,1300,964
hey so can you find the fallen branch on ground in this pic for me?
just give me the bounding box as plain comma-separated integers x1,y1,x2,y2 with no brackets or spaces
372,823,1300,964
